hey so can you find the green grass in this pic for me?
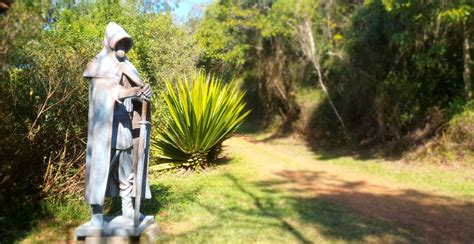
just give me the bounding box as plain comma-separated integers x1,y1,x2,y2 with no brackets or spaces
19,153,423,243
18,135,474,243
2,200,90,243
295,87,324,105
149,158,421,243
316,153,474,200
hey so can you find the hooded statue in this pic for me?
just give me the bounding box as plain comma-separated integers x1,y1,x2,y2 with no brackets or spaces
83,22,152,227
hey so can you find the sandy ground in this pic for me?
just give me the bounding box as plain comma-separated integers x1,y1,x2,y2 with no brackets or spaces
226,136,474,243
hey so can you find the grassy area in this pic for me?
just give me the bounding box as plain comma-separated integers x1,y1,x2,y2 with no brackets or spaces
243,129,474,201
152,166,419,243
2,200,89,243
20,142,424,243
295,87,324,106
17,136,474,243
316,153,474,200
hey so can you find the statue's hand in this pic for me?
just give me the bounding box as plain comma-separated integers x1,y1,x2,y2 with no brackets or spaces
141,84,152,100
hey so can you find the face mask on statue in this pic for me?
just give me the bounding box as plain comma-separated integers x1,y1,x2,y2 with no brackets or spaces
115,50,125,61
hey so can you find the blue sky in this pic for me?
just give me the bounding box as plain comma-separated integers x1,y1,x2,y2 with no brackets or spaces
172,0,213,21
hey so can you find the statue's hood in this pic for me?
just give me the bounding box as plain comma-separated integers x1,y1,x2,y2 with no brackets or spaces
83,22,138,79
104,22,133,52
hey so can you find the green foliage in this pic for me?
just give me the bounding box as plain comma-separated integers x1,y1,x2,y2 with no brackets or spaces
292,0,474,159
152,73,249,168
441,101,474,162
194,3,258,74
195,1,304,127
439,4,472,23
309,0,473,147
448,101,474,139
196,0,473,157
0,0,198,212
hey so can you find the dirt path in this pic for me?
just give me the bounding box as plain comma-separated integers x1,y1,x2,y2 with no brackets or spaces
225,136,474,243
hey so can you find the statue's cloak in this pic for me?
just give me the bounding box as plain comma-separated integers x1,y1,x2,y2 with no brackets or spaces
83,22,151,205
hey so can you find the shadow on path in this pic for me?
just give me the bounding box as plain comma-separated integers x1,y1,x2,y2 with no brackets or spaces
0,202,47,243
259,169,474,243
160,172,424,243
224,174,312,243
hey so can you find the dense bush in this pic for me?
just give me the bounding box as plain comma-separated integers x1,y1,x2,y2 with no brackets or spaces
336,1,469,143
0,1,198,213
152,73,249,170
438,101,474,163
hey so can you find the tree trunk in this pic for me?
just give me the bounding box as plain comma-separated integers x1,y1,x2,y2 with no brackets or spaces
297,19,347,135
463,22,472,100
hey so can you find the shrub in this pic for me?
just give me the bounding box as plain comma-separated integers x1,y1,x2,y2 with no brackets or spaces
0,1,199,211
152,73,249,169
444,101,474,157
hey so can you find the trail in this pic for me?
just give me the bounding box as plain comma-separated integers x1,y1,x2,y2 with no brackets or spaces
225,136,474,243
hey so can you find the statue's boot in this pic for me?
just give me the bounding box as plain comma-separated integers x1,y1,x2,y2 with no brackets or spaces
119,152,145,222
122,194,144,221
90,204,104,227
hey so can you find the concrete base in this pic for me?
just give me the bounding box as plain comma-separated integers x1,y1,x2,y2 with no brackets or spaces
75,223,159,243
75,216,158,243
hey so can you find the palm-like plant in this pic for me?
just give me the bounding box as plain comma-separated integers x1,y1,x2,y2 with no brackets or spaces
152,73,249,169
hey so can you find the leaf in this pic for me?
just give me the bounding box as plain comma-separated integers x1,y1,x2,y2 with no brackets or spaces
152,72,250,163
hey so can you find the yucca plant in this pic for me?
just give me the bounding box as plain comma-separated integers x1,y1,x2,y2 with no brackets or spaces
152,73,250,170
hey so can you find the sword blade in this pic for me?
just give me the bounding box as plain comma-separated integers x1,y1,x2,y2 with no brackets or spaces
134,100,150,227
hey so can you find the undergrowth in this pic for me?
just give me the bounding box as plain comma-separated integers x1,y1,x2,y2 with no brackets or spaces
411,101,474,165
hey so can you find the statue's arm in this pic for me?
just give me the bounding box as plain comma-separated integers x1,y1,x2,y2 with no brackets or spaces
118,86,141,100
121,65,145,87
117,65,143,100
117,79,152,100
117,65,152,100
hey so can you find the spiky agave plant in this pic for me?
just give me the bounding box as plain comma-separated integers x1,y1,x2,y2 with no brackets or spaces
152,73,250,170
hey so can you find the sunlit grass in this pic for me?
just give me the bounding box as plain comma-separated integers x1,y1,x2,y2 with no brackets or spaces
20,148,423,243
151,157,420,243
318,155,474,200
19,136,474,243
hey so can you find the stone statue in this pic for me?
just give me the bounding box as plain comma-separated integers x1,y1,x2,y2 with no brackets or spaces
76,22,156,239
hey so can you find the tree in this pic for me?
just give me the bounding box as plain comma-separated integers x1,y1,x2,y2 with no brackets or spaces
195,1,301,128
439,1,473,100
266,0,348,134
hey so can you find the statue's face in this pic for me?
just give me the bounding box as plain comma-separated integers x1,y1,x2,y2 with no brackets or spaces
115,38,132,61
115,49,126,61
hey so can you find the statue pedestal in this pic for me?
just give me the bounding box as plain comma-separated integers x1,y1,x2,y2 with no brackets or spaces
75,216,158,242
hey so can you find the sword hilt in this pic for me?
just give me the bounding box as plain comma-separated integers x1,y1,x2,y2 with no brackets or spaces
141,99,148,121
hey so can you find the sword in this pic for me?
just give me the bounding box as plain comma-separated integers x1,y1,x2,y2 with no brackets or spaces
134,98,151,227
